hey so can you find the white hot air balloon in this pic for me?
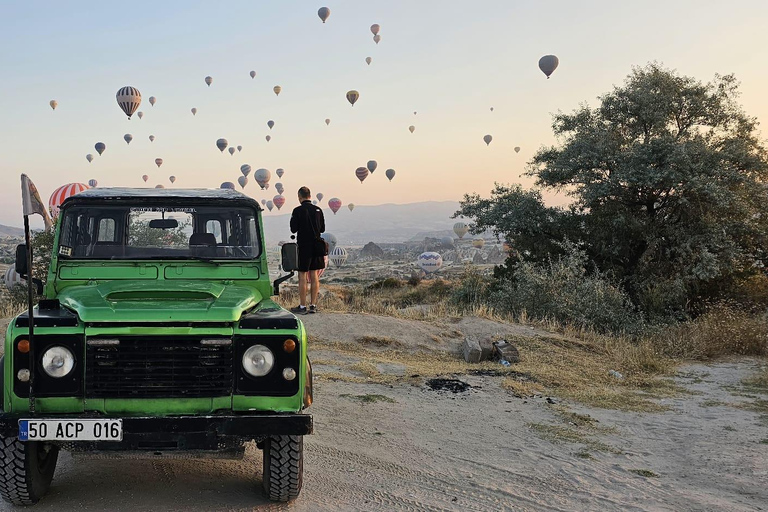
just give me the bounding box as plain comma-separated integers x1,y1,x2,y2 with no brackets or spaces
49,100,58,110
116,86,141,119
418,252,443,274
255,168,271,189
4,267,24,290
330,247,348,268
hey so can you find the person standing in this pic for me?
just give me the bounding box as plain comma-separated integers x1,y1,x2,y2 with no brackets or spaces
289,186,326,314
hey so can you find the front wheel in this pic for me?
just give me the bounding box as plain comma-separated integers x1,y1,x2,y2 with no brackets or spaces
0,435,59,505
262,435,303,502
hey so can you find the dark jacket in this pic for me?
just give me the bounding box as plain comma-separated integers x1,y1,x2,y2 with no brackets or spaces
290,200,325,249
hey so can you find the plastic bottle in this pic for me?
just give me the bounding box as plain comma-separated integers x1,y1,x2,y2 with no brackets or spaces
499,359,511,367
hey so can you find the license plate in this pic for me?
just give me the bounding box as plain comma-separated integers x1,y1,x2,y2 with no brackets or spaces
18,419,122,442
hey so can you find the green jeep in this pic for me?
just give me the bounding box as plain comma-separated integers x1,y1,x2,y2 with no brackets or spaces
0,188,312,505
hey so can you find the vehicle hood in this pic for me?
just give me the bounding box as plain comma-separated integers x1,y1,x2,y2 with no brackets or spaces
57,280,262,323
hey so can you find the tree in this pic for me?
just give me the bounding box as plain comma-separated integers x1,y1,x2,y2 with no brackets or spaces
457,63,768,319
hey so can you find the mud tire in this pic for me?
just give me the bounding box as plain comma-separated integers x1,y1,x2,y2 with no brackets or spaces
262,435,303,502
0,435,59,505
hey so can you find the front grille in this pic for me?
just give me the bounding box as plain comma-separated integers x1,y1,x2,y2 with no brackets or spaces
86,337,233,398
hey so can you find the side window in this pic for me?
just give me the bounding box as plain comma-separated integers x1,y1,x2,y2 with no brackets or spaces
205,220,223,244
98,218,116,242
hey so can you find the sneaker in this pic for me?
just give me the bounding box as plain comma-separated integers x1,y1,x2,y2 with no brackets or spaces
290,305,308,315
309,305,318,314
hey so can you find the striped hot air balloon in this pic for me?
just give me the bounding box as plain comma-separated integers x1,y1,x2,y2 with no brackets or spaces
328,198,342,215
472,238,485,248
49,183,89,217
116,86,141,119
88,179,98,188
355,166,369,183
330,247,348,268
3,267,24,290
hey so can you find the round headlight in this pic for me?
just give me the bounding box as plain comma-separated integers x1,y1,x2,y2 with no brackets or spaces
283,367,297,381
242,345,274,377
41,346,75,378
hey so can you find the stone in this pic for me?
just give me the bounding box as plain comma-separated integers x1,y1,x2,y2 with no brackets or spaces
492,340,520,363
462,337,482,363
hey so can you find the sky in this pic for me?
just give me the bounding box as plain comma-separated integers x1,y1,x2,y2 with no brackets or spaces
2,0,768,228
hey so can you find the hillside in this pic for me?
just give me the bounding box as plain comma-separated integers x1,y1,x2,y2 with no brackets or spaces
262,200,462,245
0,224,23,238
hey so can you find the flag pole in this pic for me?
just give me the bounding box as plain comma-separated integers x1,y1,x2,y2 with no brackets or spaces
23,213,36,414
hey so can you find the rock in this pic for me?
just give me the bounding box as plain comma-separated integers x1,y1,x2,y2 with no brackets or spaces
492,341,520,363
462,337,482,363
359,241,385,259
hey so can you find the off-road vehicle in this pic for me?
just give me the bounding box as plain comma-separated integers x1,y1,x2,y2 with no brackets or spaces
0,188,311,505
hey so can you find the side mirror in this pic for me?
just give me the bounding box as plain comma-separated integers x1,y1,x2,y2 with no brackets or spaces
281,243,299,272
15,245,28,276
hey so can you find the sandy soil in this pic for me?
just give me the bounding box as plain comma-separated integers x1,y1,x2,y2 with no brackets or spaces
0,313,766,511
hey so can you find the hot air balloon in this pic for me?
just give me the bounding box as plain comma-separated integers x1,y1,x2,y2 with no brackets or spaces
348,203,355,212
365,57,372,65
418,252,443,274
88,179,98,188
267,120,274,129
325,118,331,126
4,267,24,290
86,154,94,163
385,168,395,181
191,108,197,115
237,145,242,152
318,6,330,23
483,134,492,146
266,200,274,212
312,200,317,205
149,96,156,106
472,238,485,249
205,76,213,87
228,147,236,155
155,184,165,189
137,111,144,120
149,135,155,142
142,175,149,183
221,182,235,190
409,125,415,133
238,176,248,189
414,111,417,115
265,135,271,142
538,55,559,79
216,138,228,152
275,182,284,195
261,199,267,206
95,142,106,155
49,183,89,217
255,168,271,189
355,167,369,183
367,160,377,173
370,24,380,35
155,158,163,168
316,193,324,202
273,85,281,96
373,34,381,44
453,222,469,239
169,176,176,184
273,195,286,210
124,133,133,145
346,90,359,106
116,86,141,119
276,168,284,178
330,247,348,268
49,100,58,110
240,164,252,177
321,233,337,253
490,107,494,112
250,70,256,79
328,197,342,215
514,147,521,153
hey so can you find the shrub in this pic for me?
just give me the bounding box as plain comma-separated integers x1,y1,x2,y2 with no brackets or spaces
490,242,642,334
451,266,489,308
366,278,403,291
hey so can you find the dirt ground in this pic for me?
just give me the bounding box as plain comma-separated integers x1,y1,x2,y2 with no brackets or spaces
1,313,767,511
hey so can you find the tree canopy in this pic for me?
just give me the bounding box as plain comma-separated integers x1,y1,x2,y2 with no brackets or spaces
456,63,768,318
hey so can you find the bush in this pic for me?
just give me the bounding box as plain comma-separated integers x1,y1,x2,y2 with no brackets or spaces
366,278,403,291
451,266,489,308
490,242,642,334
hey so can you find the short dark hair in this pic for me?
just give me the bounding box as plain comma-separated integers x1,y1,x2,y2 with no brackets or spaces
298,186,311,199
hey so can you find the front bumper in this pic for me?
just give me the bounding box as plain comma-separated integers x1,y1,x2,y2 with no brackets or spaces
0,413,312,453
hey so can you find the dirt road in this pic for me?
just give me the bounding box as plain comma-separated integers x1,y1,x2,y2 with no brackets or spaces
0,314,766,511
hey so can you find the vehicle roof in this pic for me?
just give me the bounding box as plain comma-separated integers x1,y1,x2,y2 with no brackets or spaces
62,187,262,210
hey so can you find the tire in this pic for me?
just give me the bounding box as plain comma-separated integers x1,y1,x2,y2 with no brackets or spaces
262,435,303,502
0,435,59,505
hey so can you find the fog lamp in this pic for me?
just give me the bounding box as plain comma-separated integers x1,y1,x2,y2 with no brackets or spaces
283,368,297,381
17,369,30,382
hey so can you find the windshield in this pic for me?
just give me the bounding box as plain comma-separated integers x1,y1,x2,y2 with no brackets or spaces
57,204,261,260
